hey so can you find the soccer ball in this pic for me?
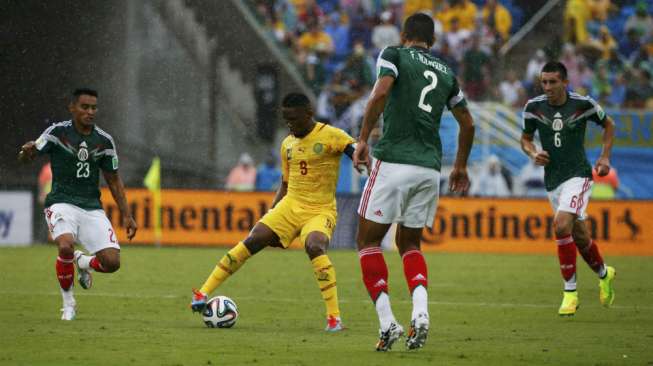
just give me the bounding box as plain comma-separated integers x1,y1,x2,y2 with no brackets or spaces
202,296,238,328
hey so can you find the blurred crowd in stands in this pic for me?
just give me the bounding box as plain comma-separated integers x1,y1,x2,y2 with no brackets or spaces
251,0,653,128
246,0,649,198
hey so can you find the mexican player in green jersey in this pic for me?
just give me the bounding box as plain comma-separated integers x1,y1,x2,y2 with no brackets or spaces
18,88,137,320
521,61,616,316
353,13,475,351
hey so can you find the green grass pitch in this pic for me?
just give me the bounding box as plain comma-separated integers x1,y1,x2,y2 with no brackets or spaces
1,245,652,365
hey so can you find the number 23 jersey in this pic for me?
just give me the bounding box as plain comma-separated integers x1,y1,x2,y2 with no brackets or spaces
522,92,607,191
35,120,118,210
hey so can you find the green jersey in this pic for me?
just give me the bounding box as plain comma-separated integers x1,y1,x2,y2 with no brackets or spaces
373,46,467,171
522,92,607,191
35,120,119,210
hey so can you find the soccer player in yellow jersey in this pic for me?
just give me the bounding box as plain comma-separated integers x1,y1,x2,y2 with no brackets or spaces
190,92,356,332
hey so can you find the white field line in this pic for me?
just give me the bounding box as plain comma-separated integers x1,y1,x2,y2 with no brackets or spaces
0,290,650,310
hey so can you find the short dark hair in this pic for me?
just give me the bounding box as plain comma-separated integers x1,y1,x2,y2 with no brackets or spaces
72,88,98,102
403,13,435,47
541,61,567,80
282,92,311,108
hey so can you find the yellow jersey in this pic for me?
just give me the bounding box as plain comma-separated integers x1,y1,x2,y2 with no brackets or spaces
280,122,355,207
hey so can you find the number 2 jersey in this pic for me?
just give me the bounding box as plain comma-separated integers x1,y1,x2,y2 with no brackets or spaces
522,92,607,191
280,122,355,207
35,120,119,210
374,46,467,171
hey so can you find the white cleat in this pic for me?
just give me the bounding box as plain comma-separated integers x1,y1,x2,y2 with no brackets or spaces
61,303,76,321
376,322,404,351
74,250,92,290
406,312,430,350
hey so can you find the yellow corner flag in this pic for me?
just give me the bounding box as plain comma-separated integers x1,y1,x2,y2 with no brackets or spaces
144,157,162,245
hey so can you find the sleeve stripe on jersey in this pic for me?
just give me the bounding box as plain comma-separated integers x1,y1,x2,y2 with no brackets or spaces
41,134,75,154
568,107,598,124
36,120,72,151
95,126,118,156
448,90,465,109
377,59,398,78
376,48,398,78
92,149,117,158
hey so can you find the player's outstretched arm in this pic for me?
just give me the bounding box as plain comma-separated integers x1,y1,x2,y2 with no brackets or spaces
449,106,475,194
356,76,395,170
270,181,288,209
521,133,550,166
17,141,37,163
595,116,615,177
103,171,138,240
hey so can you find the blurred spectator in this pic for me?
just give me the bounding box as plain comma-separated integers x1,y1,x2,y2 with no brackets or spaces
436,1,455,32
560,43,581,81
38,161,53,206
591,167,619,200
255,155,282,191
324,11,350,64
525,49,547,81
619,28,642,62
624,1,653,40
341,40,374,91
348,5,373,49
607,72,627,107
481,0,513,43
298,20,334,55
514,160,546,197
569,58,594,94
461,35,491,100
469,155,511,197
590,62,612,103
403,0,435,20
433,40,458,74
589,25,618,61
498,69,526,107
226,153,257,191
564,0,590,44
372,11,400,54
445,17,472,62
450,0,478,31
297,20,334,92
524,74,542,99
624,68,653,108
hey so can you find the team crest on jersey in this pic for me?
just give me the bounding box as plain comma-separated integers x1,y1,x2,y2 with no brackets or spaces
552,113,564,131
77,141,89,161
313,143,324,154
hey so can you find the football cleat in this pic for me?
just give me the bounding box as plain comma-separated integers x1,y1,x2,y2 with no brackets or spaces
190,289,208,313
74,250,93,290
599,266,616,307
406,312,429,350
376,322,404,351
325,315,344,332
61,303,76,320
558,291,579,316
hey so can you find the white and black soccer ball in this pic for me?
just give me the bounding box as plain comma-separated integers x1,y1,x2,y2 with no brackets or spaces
202,296,238,328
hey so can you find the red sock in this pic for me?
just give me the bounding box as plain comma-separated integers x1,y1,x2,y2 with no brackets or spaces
556,234,577,281
89,257,108,273
578,240,604,274
402,250,428,293
56,254,74,290
359,247,388,302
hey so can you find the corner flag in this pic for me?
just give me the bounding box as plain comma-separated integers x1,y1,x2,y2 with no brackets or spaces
144,157,162,245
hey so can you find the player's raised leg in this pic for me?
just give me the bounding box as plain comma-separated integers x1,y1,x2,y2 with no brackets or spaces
573,221,616,307
396,226,430,350
303,230,343,332
74,210,122,289
191,223,275,312
554,211,579,316
357,218,403,351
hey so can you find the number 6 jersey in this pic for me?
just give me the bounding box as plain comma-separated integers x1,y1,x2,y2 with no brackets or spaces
522,92,607,191
373,46,467,171
35,120,118,209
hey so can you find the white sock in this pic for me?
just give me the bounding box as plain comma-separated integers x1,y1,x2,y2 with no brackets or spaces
76,254,94,270
564,273,577,291
375,292,396,331
60,287,76,306
411,286,429,320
